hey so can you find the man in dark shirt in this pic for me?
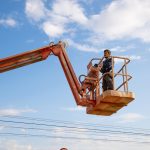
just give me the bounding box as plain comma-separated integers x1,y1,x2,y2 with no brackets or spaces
100,49,113,91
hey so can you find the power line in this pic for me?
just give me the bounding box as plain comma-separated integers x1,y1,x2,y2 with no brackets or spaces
0,116,150,144
1,115,149,133
0,119,150,137
0,132,150,144
0,124,143,141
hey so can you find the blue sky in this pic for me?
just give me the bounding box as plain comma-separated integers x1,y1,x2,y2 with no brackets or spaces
0,0,150,150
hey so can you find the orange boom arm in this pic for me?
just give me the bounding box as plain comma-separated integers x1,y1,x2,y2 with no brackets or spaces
0,41,135,116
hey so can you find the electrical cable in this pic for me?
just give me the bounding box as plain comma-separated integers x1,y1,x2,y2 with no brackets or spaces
0,119,150,137
0,132,150,144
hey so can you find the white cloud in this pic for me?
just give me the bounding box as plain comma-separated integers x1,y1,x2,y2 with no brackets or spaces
0,126,5,131
0,18,17,27
0,108,37,116
114,55,141,64
89,0,150,42
54,140,150,150
26,39,35,43
21,128,27,133
25,0,87,38
111,46,126,52
0,140,33,150
25,0,150,54
128,55,141,60
42,21,65,37
67,39,99,52
110,45,136,53
52,0,88,25
63,106,84,112
25,0,46,21
119,113,145,123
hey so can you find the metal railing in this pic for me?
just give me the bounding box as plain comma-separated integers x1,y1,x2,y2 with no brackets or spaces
98,56,132,94
79,56,132,100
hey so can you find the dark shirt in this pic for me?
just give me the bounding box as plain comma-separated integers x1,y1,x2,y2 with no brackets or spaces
100,57,112,74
